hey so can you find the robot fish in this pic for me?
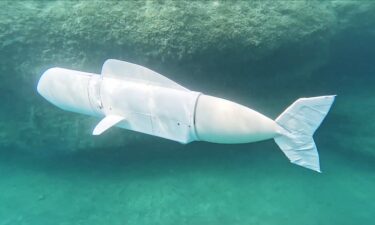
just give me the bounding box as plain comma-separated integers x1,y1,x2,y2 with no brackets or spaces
37,59,335,172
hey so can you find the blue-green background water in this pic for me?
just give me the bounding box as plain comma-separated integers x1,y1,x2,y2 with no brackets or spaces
1,1,375,224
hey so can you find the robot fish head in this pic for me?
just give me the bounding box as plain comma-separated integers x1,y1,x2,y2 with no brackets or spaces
37,67,103,117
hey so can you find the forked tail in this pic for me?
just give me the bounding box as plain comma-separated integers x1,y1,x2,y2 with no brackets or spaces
274,96,336,172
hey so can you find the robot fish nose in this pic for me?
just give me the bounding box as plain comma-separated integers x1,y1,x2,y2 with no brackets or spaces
37,68,55,101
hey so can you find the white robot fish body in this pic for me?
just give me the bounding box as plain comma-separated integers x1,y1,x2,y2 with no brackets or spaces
37,59,335,172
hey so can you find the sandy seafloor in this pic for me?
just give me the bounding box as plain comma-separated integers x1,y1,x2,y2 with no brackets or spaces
0,1,375,225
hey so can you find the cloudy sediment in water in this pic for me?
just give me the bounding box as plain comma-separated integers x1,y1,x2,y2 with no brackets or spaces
0,1,374,224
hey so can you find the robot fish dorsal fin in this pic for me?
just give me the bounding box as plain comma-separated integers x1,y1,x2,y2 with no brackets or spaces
101,59,189,91
92,115,126,135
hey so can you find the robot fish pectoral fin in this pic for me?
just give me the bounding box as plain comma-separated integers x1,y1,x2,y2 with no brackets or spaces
92,115,126,135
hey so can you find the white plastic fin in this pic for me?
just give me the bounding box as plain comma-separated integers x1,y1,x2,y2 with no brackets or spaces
101,59,189,91
93,115,125,135
274,95,336,172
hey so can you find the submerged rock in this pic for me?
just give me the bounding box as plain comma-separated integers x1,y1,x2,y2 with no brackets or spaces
0,1,374,152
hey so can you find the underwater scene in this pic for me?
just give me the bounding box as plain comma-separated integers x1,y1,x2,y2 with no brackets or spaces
1,1,375,224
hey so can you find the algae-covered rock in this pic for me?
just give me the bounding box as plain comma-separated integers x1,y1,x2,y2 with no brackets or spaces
0,0,374,152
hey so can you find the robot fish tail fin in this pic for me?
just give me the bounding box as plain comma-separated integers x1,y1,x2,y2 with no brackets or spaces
274,95,336,173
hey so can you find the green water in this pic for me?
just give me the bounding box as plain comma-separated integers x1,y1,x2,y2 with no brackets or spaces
1,1,375,224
